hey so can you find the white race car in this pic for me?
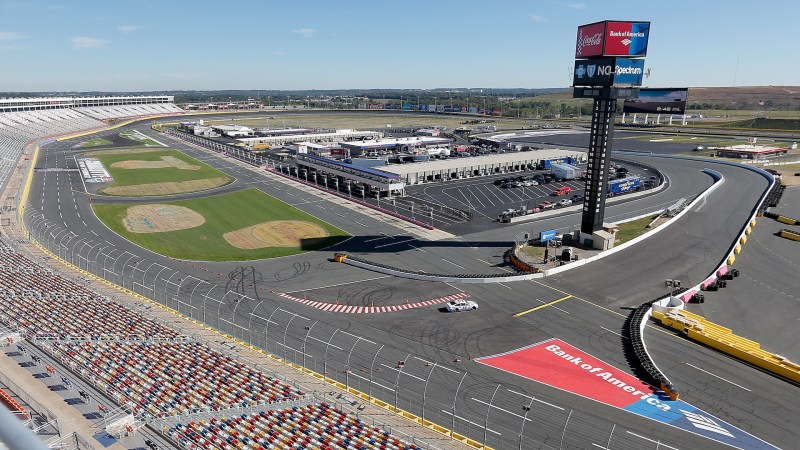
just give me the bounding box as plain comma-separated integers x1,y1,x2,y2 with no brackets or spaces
445,299,478,312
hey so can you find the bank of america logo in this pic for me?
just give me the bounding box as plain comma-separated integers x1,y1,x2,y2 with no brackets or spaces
575,65,586,78
621,38,632,47
680,410,734,437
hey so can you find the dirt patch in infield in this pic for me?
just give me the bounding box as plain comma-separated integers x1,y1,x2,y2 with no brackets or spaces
224,220,329,249
110,155,200,170
85,148,165,156
100,177,231,196
122,204,205,233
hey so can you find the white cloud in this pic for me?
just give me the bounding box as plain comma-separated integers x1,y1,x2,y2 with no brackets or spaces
292,28,316,38
71,36,110,49
530,14,545,22
568,3,588,9
117,25,143,33
0,31,26,41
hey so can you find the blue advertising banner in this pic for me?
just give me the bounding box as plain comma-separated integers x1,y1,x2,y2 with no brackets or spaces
540,229,557,242
613,58,645,86
574,57,643,87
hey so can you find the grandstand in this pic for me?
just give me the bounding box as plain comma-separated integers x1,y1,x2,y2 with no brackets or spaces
0,238,421,449
0,95,184,199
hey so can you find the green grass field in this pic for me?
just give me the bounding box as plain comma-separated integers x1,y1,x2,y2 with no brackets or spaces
92,188,350,261
88,148,233,195
615,215,659,245
80,138,113,148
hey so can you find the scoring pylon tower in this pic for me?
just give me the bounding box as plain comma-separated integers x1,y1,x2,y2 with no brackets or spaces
572,20,651,244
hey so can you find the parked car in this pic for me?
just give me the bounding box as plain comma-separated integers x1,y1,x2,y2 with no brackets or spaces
554,186,572,196
558,199,572,207
538,201,555,210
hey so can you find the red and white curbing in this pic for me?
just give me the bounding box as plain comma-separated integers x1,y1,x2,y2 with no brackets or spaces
274,291,469,314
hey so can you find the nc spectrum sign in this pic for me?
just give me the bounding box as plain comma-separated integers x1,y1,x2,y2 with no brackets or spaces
573,57,644,87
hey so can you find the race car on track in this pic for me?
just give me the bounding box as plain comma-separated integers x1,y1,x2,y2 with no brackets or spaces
445,299,478,312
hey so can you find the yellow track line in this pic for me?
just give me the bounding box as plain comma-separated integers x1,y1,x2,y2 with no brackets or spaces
513,295,573,317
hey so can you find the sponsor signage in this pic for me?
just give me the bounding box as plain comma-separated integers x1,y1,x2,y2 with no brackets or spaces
613,58,645,86
623,88,688,114
476,338,778,450
540,229,557,242
576,21,650,58
573,57,644,87
575,21,606,58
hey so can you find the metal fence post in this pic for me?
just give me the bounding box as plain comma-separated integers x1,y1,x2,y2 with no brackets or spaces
368,344,383,401
301,321,317,372
451,371,467,440
323,329,340,383
483,385,500,449
559,409,573,450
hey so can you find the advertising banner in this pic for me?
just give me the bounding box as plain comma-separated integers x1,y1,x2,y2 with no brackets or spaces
573,57,644,87
575,21,650,58
604,21,650,57
623,88,688,114
612,58,645,86
540,229,557,242
575,21,606,57
573,57,615,86
476,338,778,450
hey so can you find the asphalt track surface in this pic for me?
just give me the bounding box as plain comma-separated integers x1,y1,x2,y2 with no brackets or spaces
22,116,799,450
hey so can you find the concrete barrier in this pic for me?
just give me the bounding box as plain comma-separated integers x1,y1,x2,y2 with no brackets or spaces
652,309,800,384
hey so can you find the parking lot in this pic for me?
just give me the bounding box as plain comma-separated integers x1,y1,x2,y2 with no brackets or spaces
403,160,656,232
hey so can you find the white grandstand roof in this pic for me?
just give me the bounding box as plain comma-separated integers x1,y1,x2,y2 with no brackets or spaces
379,149,581,176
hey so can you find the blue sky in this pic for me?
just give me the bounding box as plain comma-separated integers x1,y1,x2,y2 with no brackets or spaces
1,0,797,91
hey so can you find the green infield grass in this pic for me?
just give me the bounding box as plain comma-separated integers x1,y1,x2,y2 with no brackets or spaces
80,138,113,148
85,148,233,196
92,188,350,261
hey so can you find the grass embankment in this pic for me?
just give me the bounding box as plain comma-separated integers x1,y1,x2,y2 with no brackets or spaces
615,215,660,245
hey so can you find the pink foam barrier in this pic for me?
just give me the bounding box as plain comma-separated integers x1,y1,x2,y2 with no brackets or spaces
681,290,698,303
701,276,717,290
717,264,729,277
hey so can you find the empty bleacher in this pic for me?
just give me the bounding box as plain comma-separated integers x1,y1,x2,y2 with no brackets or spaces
76,103,184,121
0,239,421,448
167,403,419,450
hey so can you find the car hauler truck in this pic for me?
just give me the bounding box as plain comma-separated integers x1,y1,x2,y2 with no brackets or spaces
607,176,641,196
551,163,579,181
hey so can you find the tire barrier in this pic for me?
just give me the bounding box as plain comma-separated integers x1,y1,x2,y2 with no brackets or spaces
652,309,800,384
625,289,687,401
760,183,785,212
334,252,543,284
